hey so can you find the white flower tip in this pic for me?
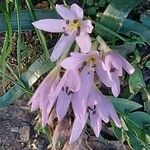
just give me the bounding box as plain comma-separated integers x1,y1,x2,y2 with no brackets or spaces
113,93,119,97
129,67,135,75
32,21,38,27
116,121,122,128
50,55,56,62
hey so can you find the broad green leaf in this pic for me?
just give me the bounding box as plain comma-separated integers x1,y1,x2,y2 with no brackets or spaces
140,13,150,29
99,0,142,32
0,55,54,109
120,19,150,44
95,0,142,40
108,96,142,114
0,9,59,32
128,112,150,129
129,64,146,94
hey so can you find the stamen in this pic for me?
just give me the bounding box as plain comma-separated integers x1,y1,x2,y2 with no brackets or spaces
110,67,116,73
83,61,87,67
66,20,69,24
73,19,78,23
93,110,96,115
65,86,69,93
76,29,80,36
87,106,93,111
64,33,68,36
62,87,64,91
68,90,74,95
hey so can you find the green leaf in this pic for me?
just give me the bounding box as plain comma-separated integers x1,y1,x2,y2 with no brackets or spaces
0,55,54,109
96,0,142,40
129,64,146,94
120,19,150,44
128,112,150,129
108,96,142,114
0,9,59,32
140,13,150,29
0,9,12,66
99,0,142,32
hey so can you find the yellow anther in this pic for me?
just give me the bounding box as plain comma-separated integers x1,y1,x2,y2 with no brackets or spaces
87,55,96,65
68,20,80,30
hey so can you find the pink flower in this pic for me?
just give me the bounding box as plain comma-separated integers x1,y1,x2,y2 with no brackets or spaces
28,72,59,126
70,86,121,143
53,70,81,121
98,52,135,97
28,69,81,125
32,4,93,61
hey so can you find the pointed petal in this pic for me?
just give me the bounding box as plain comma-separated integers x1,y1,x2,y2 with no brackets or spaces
66,70,81,92
122,58,135,74
111,75,120,97
71,4,83,19
90,112,102,137
96,63,112,87
70,52,87,59
72,93,83,120
76,33,91,53
87,87,99,106
105,53,123,70
81,20,93,33
56,4,75,20
50,34,75,62
52,72,67,100
32,19,66,32
60,56,83,70
106,98,122,128
76,68,94,121
29,74,53,111
78,67,94,100
69,115,88,143
56,90,72,121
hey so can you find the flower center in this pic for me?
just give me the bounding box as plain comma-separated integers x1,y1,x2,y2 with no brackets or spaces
68,19,80,30
87,55,96,66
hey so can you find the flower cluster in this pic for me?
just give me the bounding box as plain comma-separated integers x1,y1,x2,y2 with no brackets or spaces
29,4,135,144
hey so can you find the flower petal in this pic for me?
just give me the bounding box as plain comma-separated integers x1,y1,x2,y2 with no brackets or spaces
76,33,91,53
96,62,112,87
122,58,135,74
60,56,83,70
50,34,75,62
69,115,88,143
90,112,102,137
32,19,66,32
81,20,93,33
52,72,67,100
56,4,75,20
56,89,72,121
111,75,120,97
71,4,83,19
28,74,53,111
66,70,81,92
106,98,121,128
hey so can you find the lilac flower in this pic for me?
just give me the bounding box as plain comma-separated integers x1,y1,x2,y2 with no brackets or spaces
70,86,121,143
28,69,81,126
60,51,109,99
99,52,135,97
32,4,93,61
53,69,81,121
28,72,59,126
